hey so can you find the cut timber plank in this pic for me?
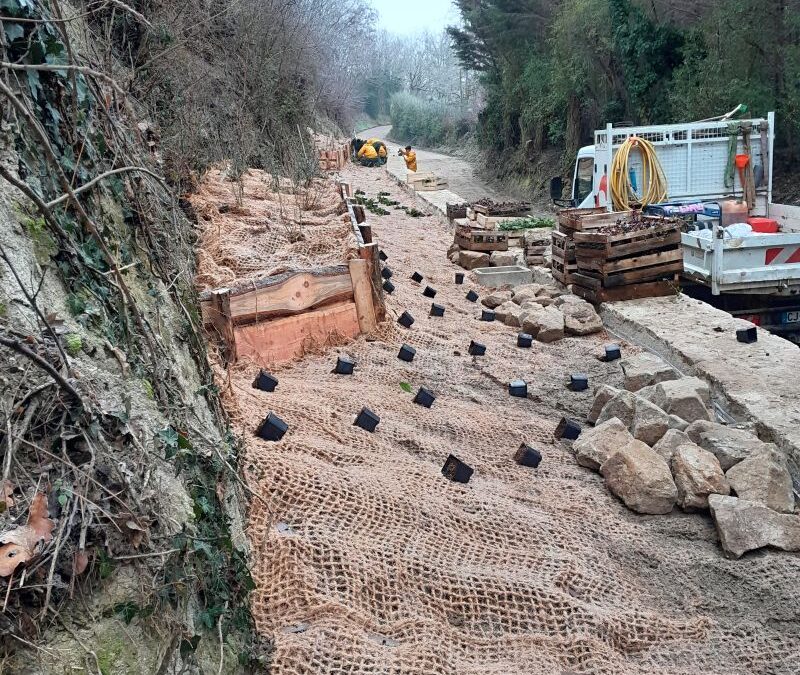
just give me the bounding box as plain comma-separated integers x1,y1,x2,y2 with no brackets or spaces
235,301,360,365
200,267,353,326
209,288,237,364
349,258,378,334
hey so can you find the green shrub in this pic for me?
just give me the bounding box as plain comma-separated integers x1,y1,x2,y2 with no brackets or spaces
389,92,474,147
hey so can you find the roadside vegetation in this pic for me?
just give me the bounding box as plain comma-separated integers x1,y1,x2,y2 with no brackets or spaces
448,0,800,178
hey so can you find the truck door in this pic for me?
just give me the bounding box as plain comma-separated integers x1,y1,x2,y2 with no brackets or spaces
573,156,594,208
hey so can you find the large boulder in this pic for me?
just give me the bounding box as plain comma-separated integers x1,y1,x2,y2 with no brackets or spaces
620,353,679,392
511,283,545,305
481,291,512,309
671,443,730,510
596,390,637,429
708,494,800,559
652,429,692,463
495,301,523,327
459,250,490,270
600,440,678,515
685,421,769,471
588,385,621,425
561,300,603,336
725,447,795,513
520,305,565,343
630,397,670,446
490,249,523,267
573,417,635,472
640,378,712,423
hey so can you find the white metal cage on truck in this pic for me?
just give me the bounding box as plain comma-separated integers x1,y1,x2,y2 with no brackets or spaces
555,112,800,298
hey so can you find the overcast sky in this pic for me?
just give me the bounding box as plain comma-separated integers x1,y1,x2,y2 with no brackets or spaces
371,0,458,35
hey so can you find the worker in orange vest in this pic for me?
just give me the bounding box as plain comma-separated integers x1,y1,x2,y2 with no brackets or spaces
399,145,417,172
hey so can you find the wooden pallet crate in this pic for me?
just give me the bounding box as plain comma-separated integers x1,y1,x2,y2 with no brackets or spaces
552,256,579,285
574,220,682,261
557,206,607,229
447,202,468,220
572,276,678,303
472,201,532,217
552,231,576,262
559,210,629,237
455,225,509,252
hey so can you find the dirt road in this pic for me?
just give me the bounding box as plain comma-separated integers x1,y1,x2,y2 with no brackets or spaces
360,125,518,203
239,164,800,673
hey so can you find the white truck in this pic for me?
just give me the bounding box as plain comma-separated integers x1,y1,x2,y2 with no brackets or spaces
553,112,800,340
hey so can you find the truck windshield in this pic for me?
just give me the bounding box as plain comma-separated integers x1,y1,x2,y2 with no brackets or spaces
574,157,593,204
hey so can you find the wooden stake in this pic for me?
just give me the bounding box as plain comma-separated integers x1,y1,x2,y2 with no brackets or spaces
349,259,378,334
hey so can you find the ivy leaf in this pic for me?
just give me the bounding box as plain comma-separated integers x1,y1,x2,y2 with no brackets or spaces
3,23,24,42
26,70,42,101
399,382,412,393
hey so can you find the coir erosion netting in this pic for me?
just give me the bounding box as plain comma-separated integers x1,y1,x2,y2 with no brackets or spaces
222,167,800,674
191,168,357,292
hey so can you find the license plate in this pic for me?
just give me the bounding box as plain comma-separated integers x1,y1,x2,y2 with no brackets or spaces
782,311,800,324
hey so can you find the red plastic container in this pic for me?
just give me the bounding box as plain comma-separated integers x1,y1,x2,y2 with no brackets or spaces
748,217,779,233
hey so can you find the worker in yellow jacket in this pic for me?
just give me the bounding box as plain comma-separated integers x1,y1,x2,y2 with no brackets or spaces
357,141,379,167
399,145,417,172
373,141,388,165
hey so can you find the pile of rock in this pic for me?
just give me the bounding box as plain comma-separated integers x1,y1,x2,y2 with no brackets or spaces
480,284,602,342
572,352,798,559
452,248,526,270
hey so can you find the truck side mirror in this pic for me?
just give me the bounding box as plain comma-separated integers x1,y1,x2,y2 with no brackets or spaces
549,177,563,202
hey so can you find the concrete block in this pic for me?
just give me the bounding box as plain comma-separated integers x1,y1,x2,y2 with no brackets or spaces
474,265,532,289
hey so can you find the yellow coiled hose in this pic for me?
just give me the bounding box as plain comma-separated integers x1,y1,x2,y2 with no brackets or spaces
610,136,668,211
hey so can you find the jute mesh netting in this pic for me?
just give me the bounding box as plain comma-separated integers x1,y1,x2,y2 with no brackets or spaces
218,167,800,673
191,168,357,292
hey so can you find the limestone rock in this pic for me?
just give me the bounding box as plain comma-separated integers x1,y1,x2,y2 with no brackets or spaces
600,440,678,515
596,390,637,429
652,429,692,462
642,378,712,423
630,397,670,446
448,251,460,264
511,283,545,305
481,291,512,309
668,415,689,431
495,301,522,327
708,494,800,559
459,250,490,270
447,242,460,257
671,443,730,510
573,417,634,472
620,353,679,392
588,385,621,425
725,447,795,513
685,421,769,471
561,301,603,336
520,305,565,343
554,294,586,308
490,249,523,267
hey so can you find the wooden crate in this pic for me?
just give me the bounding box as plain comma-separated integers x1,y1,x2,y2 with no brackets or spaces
559,210,628,237
552,231,576,262
447,203,468,220
557,206,607,229
574,220,682,261
571,220,683,300
572,277,678,303
552,256,579,285
455,226,509,252
472,201,532,217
